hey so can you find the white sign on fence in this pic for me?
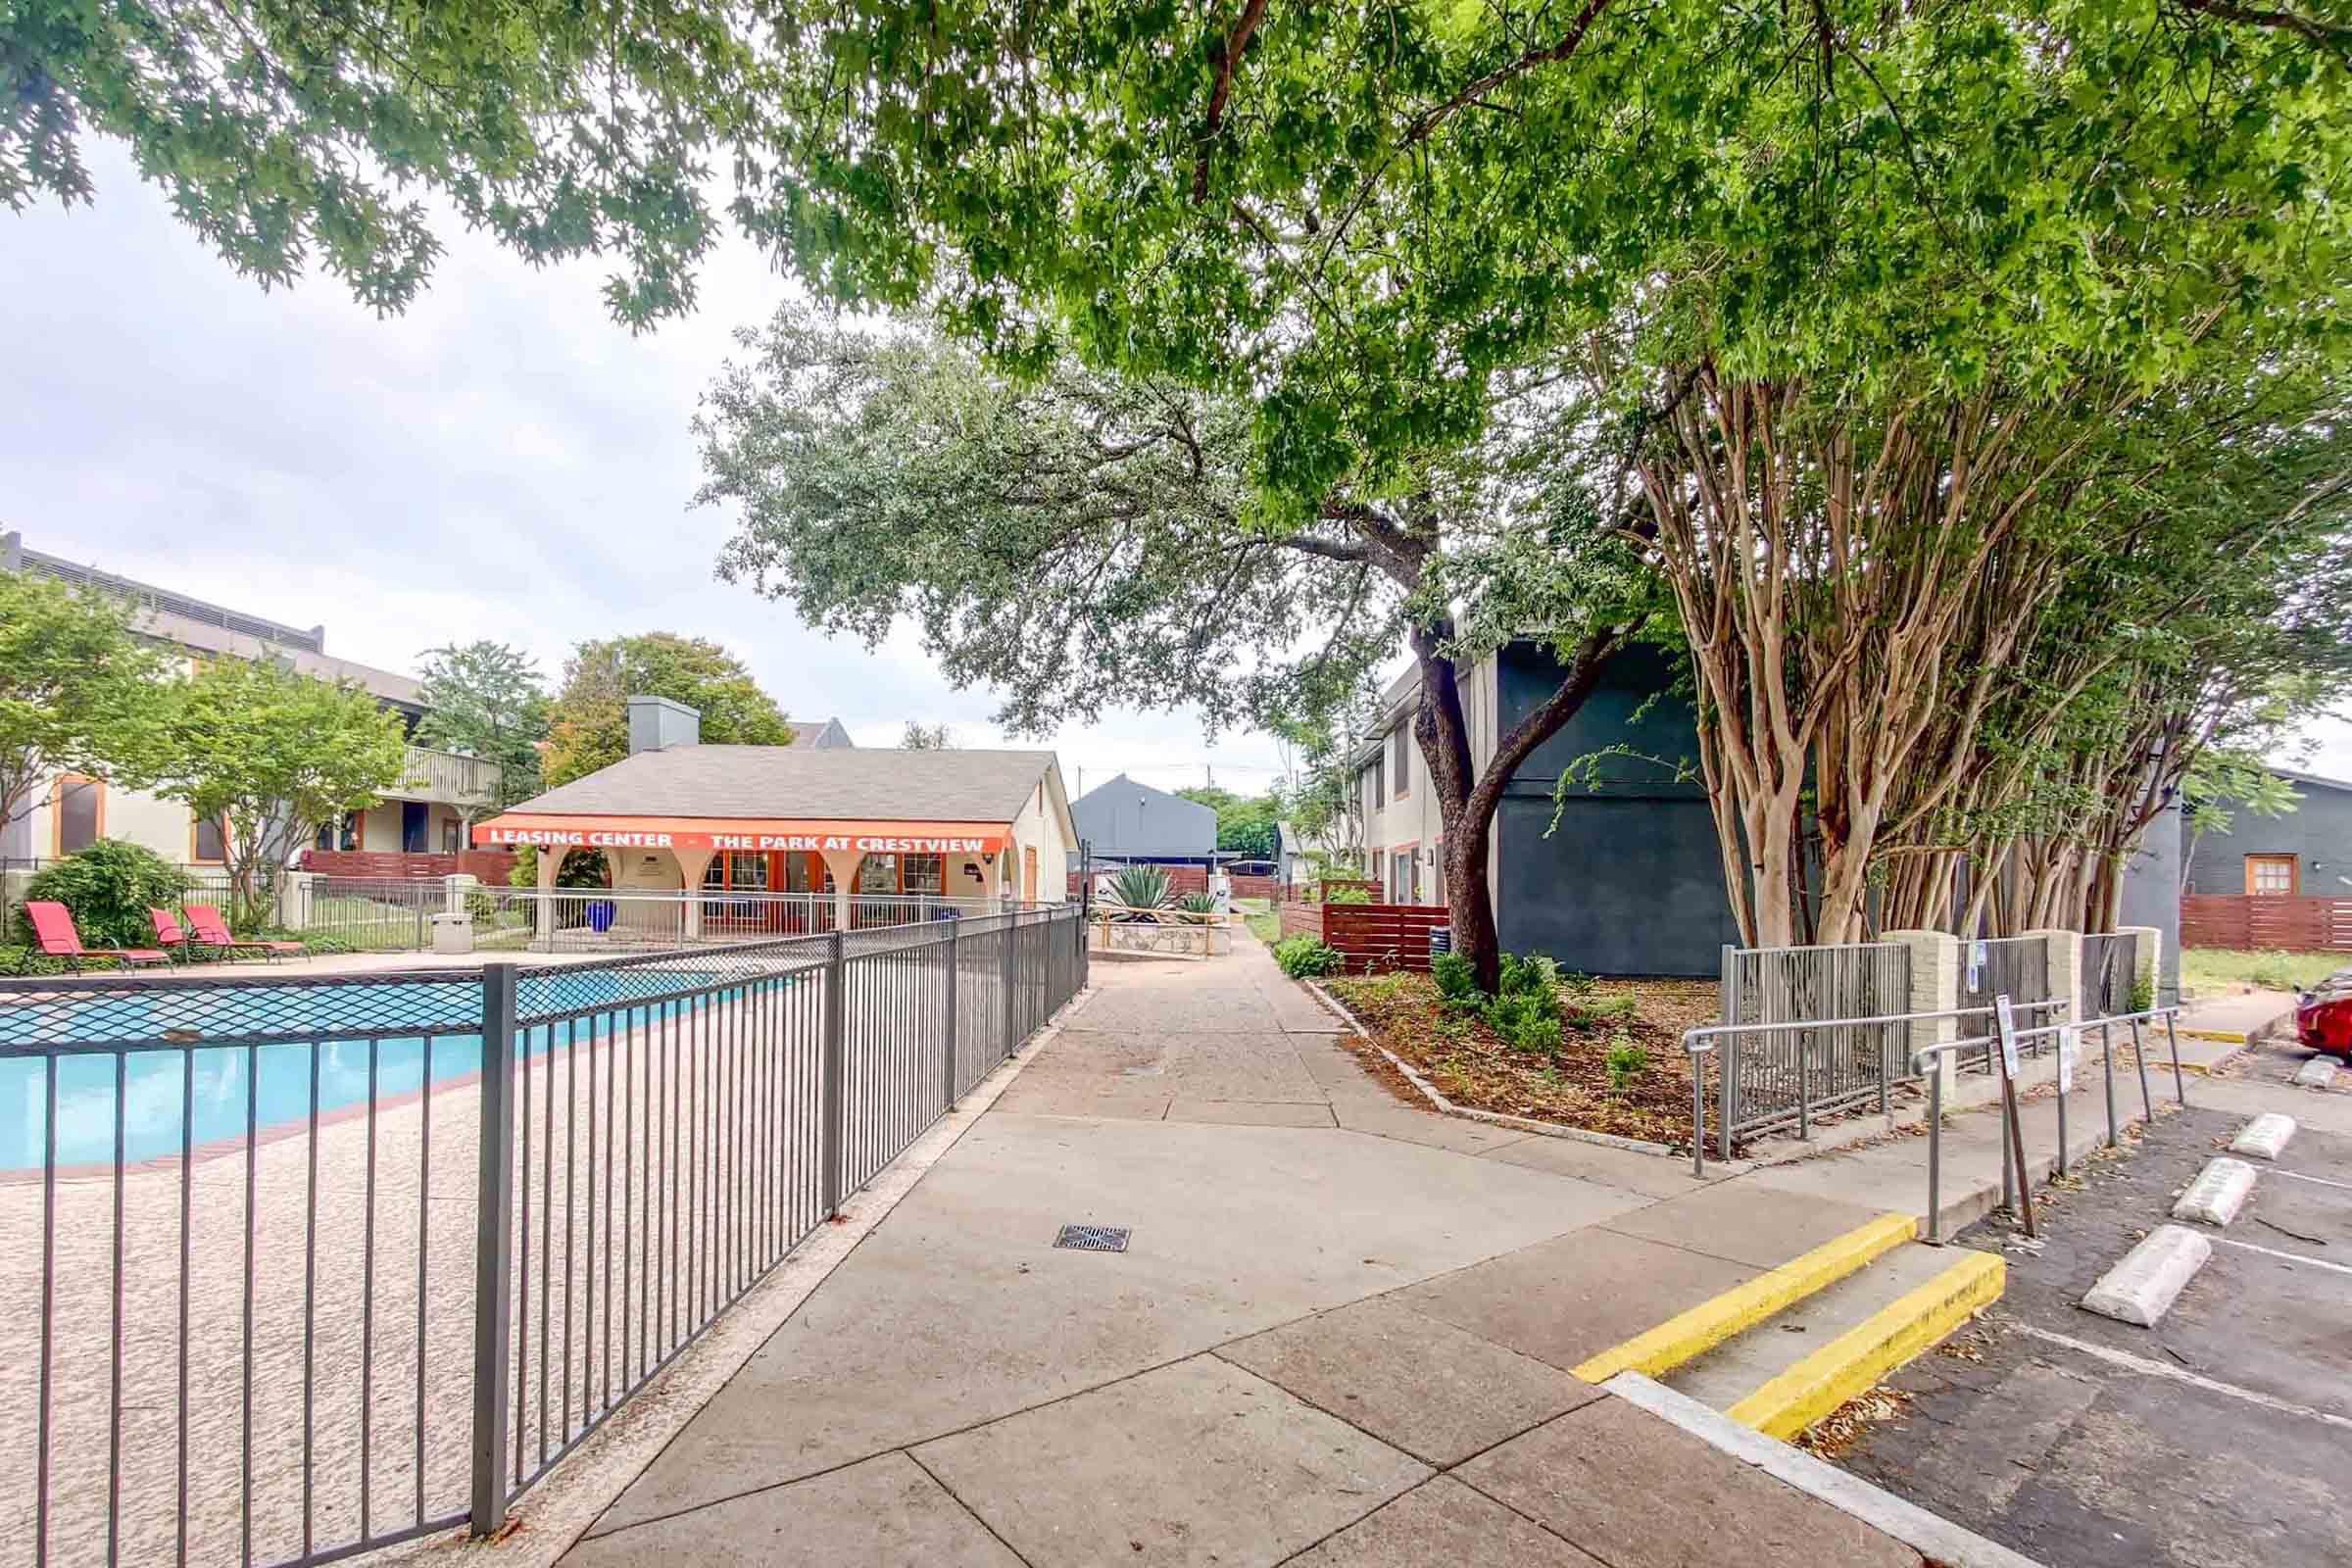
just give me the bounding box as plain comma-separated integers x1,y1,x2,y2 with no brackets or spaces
1968,939,1986,992
2059,1026,2079,1092
1994,994,2021,1076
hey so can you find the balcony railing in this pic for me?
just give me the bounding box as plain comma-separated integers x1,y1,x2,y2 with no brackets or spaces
391,743,503,806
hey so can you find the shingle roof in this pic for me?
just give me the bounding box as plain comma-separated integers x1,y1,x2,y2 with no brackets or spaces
506,745,1056,822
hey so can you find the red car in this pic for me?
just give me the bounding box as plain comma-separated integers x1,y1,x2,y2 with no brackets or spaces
2296,969,2352,1057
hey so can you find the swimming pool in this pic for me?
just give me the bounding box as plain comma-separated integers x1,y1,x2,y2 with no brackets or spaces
0,970,731,1172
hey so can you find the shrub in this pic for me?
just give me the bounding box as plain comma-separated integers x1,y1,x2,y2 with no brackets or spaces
1567,993,1639,1029
1430,950,1481,1009
1483,952,1566,1054
1325,884,1373,905
19,840,192,948
1174,891,1218,914
1272,935,1343,977
1561,969,1598,1000
0,946,69,976
1604,1034,1650,1095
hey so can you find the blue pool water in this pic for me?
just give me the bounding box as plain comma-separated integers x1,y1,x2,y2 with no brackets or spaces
0,974,721,1172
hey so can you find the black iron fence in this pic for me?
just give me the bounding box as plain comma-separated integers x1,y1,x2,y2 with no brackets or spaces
0,904,1088,1568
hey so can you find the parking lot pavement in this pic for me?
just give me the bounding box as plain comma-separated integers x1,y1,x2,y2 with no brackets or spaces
1830,1104,2352,1568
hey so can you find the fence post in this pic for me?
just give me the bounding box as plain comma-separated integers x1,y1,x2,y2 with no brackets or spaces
2117,923,2163,1009
821,931,847,1217
2027,928,2083,1029
1717,945,1739,1163
468,963,519,1538
1001,913,1018,1057
1884,930,1960,1108
942,920,960,1112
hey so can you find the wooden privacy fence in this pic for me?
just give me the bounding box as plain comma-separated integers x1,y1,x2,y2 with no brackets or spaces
302,848,518,881
2180,895,2352,953
1321,903,1451,973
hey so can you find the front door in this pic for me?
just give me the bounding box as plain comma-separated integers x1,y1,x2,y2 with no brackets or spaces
402,801,429,854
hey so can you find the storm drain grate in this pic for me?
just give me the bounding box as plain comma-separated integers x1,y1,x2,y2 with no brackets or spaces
1053,1224,1131,1253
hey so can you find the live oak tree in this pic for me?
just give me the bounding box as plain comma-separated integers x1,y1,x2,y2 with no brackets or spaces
144,656,410,925
696,307,1653,985
541,632,794,788
4,0,771,321
415,640,550,811
0,570,167,834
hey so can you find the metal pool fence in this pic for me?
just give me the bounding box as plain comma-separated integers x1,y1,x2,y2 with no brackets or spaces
0,904,1087,1568
1715,940,1913,1148
1957,935,2051,1072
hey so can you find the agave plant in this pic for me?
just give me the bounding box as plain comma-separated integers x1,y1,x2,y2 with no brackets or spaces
1106,864,1173,919
1174,891,1218,914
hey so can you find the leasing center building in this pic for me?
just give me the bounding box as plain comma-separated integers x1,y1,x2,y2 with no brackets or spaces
472,697,1076,915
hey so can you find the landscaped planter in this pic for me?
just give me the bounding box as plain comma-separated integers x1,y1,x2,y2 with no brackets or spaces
1094,920,1232,958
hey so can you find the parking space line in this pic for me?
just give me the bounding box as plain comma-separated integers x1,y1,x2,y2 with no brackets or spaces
2005,1322,2352,1433
2208,1235,2352,1277
2268,1168,2352,1193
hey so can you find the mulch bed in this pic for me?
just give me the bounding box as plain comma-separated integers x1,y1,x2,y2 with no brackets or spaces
1324,970,1725,1150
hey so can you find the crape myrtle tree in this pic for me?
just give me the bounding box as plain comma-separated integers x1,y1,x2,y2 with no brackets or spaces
0,570,168,834
144,656,410,926
695,308,1654,986
720,1,2348,953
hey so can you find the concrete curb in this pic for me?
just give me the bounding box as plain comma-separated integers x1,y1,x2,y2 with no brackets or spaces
1604,1372,2046,1568
377,982,1102,1568
1726,1250,2006,1440
2081,1224,2211,1327
1571,1214,1917,1384
1299,976,1694,1161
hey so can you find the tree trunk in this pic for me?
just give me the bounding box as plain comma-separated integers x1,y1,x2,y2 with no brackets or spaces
1410,619,1629,992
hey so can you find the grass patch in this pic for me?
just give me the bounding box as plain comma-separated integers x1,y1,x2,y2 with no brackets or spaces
1326,969,1722,1150
1234,898,1282,945
2180,947,2347,997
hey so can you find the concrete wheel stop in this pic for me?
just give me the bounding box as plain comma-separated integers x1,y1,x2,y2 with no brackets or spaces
2081,1224,2212,1327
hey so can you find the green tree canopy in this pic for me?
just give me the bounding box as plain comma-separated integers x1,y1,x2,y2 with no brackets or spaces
143,656,410,922
415,640,550,810
0,569,169,831
1176,785,1281,860
697,303,1654,983
543,632,794,787
5,0,769,320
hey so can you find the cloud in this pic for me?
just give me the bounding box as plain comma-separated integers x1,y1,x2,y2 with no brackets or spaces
2,141,1291,798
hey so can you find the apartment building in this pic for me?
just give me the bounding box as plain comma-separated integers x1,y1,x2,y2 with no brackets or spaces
1,532,500,869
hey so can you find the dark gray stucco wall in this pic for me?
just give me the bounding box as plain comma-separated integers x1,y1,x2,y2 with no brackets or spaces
2181,774,2352,898
2117,804,2182,1005
1491,643,1742,977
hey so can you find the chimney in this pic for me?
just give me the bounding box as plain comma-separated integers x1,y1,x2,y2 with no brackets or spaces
627,695,701,754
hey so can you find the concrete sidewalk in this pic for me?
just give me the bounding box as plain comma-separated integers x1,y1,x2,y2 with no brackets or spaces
554,943,1965,1566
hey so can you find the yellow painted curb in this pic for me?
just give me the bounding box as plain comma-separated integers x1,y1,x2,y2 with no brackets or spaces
1726,1250,2005,1441
1571,1213,1917,1384
2179,1028,2247,1046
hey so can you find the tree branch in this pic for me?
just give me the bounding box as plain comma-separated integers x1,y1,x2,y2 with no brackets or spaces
1401,0,1614,145
1193,0,1273,204
2176,0,2352,52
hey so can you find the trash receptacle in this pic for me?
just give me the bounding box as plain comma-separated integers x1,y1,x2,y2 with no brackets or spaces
430,910,475,956
587,900,616,933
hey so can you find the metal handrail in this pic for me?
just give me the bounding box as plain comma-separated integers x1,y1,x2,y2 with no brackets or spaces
1682,998,2073,1177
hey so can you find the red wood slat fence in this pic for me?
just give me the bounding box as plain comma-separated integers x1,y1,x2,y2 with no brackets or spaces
301,849,518,881
1322,903,1451,973
2180,895,2352,952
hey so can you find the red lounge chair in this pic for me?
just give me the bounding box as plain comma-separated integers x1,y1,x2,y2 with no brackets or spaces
150,906,192,962
23,902,170,973
183,906,306,962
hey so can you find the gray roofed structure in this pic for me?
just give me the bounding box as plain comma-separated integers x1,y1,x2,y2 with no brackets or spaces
783,716,857,749
505,745,1058,823
1069,774,1217,859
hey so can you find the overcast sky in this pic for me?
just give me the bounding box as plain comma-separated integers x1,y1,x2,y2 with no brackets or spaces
6,142,2348,799
1,142,1295,803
